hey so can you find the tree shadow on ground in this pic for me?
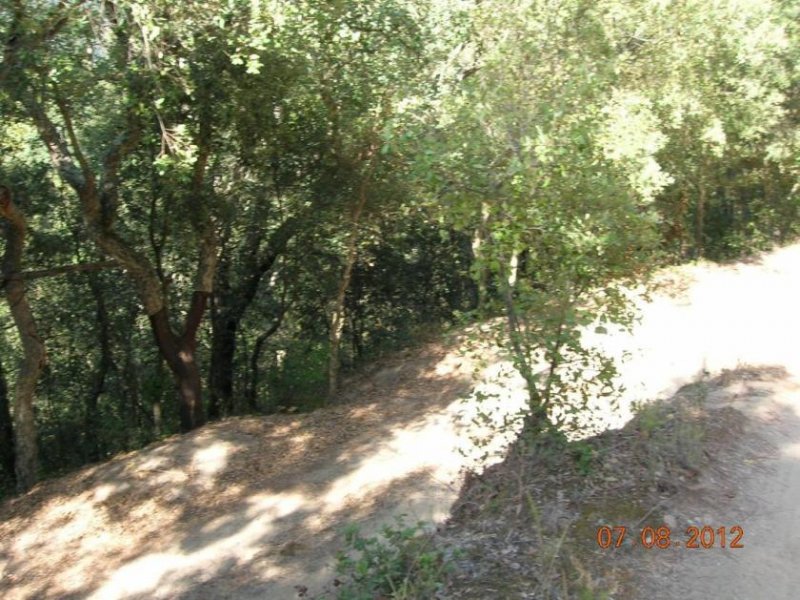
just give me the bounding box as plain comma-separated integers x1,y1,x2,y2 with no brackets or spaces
438,365,800,599
0,339,478,600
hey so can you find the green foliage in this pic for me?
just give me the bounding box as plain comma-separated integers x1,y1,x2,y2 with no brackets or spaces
266,341,329,412
409,0,800,441
334,518,455,600
414,0,663,436
345,220,475,358
570,440,596,477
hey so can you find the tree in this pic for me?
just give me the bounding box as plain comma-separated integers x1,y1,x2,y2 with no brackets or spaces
415,1,643,433
1,1,223,431
0,353,14,488
1,186,45,492
290,0,428,398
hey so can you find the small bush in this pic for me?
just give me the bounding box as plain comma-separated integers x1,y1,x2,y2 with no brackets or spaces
570,440,595,476
334,518,455,600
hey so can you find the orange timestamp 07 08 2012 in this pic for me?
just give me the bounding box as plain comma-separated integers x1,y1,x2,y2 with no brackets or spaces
595,525,745,550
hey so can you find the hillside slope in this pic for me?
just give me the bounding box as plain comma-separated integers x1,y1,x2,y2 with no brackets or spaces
0,336,525,599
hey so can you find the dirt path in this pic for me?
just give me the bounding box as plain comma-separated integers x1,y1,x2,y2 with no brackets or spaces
609,244,800,599
640,370,800,599
2,244,800,599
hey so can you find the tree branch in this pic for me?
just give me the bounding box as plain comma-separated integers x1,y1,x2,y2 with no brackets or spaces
182,291,208,350
1,261,118,284
21,96,87,192
52,87,97,194
99,113,142,228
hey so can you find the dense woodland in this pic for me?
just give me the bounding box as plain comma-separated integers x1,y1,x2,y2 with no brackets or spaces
0,0,798,496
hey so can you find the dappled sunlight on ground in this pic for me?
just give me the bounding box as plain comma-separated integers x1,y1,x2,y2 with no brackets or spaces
1,339,516,599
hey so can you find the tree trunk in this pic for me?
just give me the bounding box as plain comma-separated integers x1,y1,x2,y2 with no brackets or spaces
175,351,205,431
1,187,46,493
244,309,285,411
209,309,238,418
695,179,706,259
208,217,298,418
0,356,15,488
85,275,112,461
498,250,552,434
149,292,209,432
152,399,162,437
328,177,371,400
207,253,235,419
245,334,268,412
94,221,215,434
328,243,359,400
119,307,149,443
471,202,491,310
673,190,689,259
246,332,270,412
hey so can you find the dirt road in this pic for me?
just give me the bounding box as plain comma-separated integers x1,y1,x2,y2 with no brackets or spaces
650,371,800,600
617,244,800,599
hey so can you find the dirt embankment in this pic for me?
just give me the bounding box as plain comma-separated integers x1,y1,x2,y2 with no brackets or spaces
0,337,523,600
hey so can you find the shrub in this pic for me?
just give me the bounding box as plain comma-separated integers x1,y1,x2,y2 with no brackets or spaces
334,518,455,600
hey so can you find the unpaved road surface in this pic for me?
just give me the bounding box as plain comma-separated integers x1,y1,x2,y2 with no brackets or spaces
2,243,800,599
640,369,800,600
618,245,800,600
